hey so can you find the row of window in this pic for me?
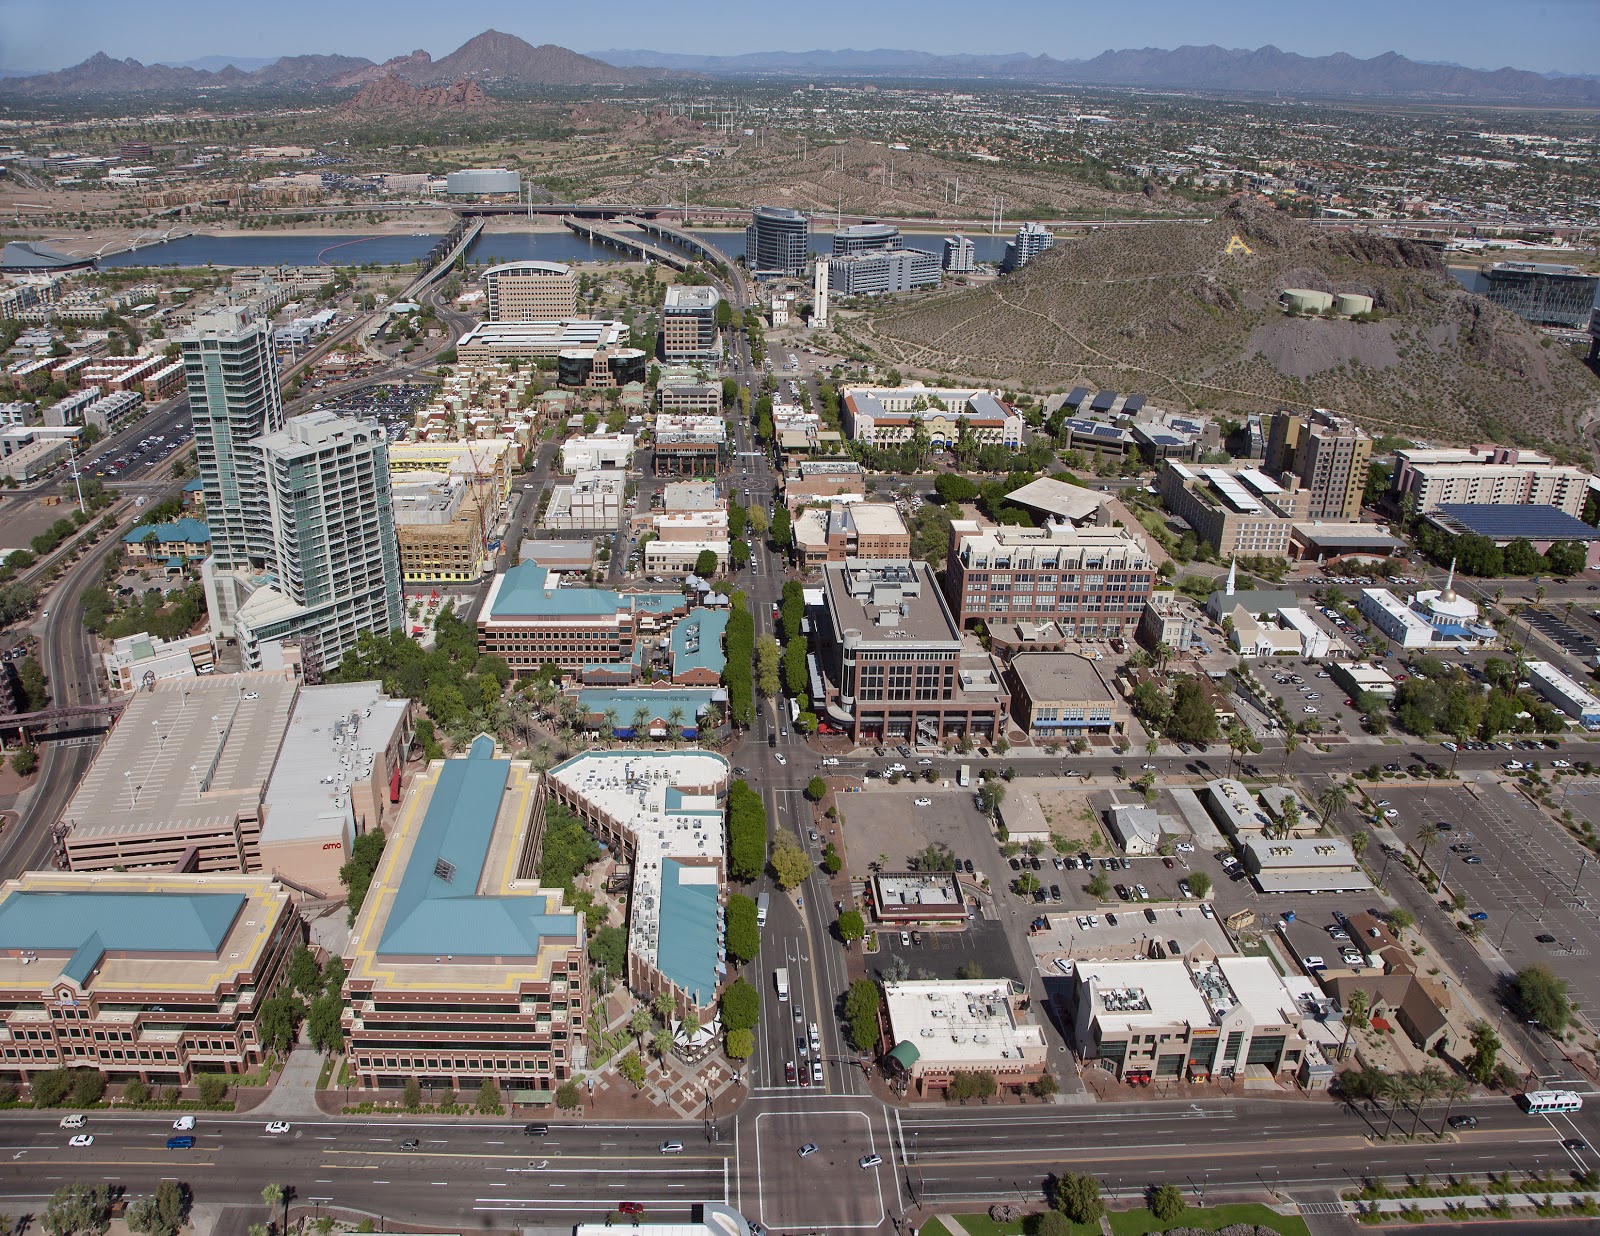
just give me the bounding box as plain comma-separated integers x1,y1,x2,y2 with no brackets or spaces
356,1055,562,1073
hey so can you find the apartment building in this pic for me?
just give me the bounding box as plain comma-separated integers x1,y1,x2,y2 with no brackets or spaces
661,286,721,361
341,736,587,1094
1000,221,1055,272
843,386,1022,449
944,520,1156,638
1390,445,1591,516
477,560,688,675
392,476,485,583
0,871,301,1086
792,502,911,567
816,559,1007,745
1068,948,1309,1084
1158,462,1310,558
483,261,578,321
1264,408,1371,521
545,750,730,1013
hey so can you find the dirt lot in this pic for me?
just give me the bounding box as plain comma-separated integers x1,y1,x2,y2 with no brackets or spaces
1030,784,1111,850
838,784,999,884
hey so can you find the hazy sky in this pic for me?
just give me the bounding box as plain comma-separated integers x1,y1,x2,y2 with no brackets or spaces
2,0,1597,75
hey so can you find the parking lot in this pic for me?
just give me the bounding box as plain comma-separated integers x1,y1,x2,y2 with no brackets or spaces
84,420,192,479
1519,608,1600,664
317,382,433,441
1372,780,1600,1021
839,784,997,887
1251,658,1369,735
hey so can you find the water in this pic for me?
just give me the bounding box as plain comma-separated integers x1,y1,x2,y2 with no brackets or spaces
95,223,1015,270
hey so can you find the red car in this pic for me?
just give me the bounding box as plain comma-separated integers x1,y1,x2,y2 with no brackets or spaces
619,1203,645,1216
785,1060,797,1085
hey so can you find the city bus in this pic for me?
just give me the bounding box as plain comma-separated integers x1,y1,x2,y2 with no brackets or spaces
1521,1090,1584,1115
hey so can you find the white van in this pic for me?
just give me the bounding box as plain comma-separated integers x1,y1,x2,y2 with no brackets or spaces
60,1114,86,1129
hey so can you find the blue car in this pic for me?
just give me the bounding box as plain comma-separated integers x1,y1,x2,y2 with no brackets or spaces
166,1135,195,1150
1468,911,1489,922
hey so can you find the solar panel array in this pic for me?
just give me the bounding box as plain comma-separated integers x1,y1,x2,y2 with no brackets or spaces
1238,467,1284,495
1436,503,1600,541
1203,467,1264,513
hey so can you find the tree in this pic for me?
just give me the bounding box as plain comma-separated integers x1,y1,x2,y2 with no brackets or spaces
1167,675,1220,745
256,992,302,1055
694,548,718,578
1342,988,1370,1060
556,1080,582,1110
44,1184,111,1236
31,1067,73,1107
307,992,344,1054
725,895,760,963
720,978,760,1031
1318,780,1351,828
1438,1073,1472,1129
124,1079,149,1105
837,909,866,948
70,1069,105,1108
1410,1064,1445,1137
770,506,792,550
1388,908,1416,935
844,978,881,1051
1465,1020,1500,1084
403,1078,422,1111
1186,871,1211,900
10,746,37,777
339,828,387,925
589,925,628,978
650,1027,675,1066
1148,1182,1186,1223
287,945,322,999
629,1007,653,1049
805,776,827,802
756,634,782,700
196,1074,228,1107
1055,1172,1105,1224
1086,872,1110,900
126,1181,185,1236
771,831,813,890
723,1026,754,1060
1514,964,1572,1034
1032,1212,1074,1236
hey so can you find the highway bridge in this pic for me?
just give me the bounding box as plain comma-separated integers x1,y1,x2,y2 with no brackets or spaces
621,215,729,265
560,216,693,270
402,214,484,298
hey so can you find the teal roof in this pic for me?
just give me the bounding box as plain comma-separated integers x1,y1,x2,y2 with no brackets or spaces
491,560,681,619
123,517,210,547
183,478,205,493
671,607,728,678
656,859,721,1006
577,687,720,722
377,735,579,960
0,890,247,985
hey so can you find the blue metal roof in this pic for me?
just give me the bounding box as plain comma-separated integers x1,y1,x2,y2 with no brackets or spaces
1435,504,1600,541
183,478,205,493
123,517,210,547
1065,386,1090,407
671,608,729,679
1090,389,1118,412
0,889,247,984
491,560,682,619
377,735,578,959
578,687,720,723
656,859,721,1007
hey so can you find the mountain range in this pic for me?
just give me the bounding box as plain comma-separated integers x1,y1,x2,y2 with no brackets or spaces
591,43,1600,102
2,33,1596,103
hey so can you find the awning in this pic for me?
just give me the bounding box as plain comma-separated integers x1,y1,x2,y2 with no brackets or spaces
511,1088,553,1104
886,1041,920,1073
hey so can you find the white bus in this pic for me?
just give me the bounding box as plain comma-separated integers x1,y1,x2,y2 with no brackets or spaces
774,967,790,1002
1521,1090,1584,1115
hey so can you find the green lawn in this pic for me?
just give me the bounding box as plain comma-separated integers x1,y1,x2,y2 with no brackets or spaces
1108,1202,1310,1236
952,1214,1098,1236
919,1219,956,1236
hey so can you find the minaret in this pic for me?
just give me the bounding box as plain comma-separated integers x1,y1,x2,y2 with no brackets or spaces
1225,558,1237,596
1443,557,1457,600
812,258,829,327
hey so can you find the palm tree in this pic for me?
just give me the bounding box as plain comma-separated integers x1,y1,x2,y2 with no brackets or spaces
1378,1071,1412,1139
1146,734,1160,758
632,706,650,740
1341,988,1369,1062
1410,1065,1447,1137
600,708,618,741
1282,730,1300,773
1317,780,1350,829
1438,1073,1472,1130
1154,641,1173,676
667,706,685,746
629,1006,652,1050
1225,721,1251,776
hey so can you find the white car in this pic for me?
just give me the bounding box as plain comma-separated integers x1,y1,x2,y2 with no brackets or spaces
1175,842,1195,853
821,757,840,766
1199,903,1215,919
774,753,787,765
264,1121,291,1134
1303,706,1318,714
1553,759,1573,769
69,1134,94,1147
913,796,932,807
172,1116,196,1131
1503,760,1524,771
917,758,933,766
1382,808,1400,818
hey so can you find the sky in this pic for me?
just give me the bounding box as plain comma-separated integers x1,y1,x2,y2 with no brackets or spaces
1,0,1597,75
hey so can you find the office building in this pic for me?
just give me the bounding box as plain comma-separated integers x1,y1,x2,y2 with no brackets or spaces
0,870,301,1086
1524,660,1600,727
1424,504,1600,570
455,320,626,364
944,520,1156,637
546,750,731,1012
792,503,910,567
816,559,1007,745
812,258,829,326
831,223,901,256
477,560,688,676
544,471,625,532
1241,838,1371,895
228,411,404,673
658,383,721,416
661,286,722,361
60,670,300,873
1005,652,1127,740
392,476,485,584
561,434,635,473
1158,462,1310,558
1481,261,1600,330
942,235,976,273
652,413,727,476
745,205,809,276
828,248,942,296
341,736,586,1094
881,979,1048,1095
1067,950,1309,1083
1358,587,1443,650
483,261,578,321
1000,221,1055,272
1137,590,1201,654
783,458,865,510
1390,445,1591,517
388,438,515,502
558,344,648,390
444,168,520,196
842,386,1022,448
1263,409,1371,521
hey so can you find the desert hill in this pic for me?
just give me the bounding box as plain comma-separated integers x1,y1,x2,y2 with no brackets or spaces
844,198,1600,450
342,74,493,113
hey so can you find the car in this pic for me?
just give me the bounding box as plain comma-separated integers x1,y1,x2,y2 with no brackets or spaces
400,1138,420,1150
619,1203,647,1215
60,1114,87,1129
1447,1114,1478,1130
525,1123,549,1135
1553,759,1573,769
900,931,911,946
1115,883,1130,900
1382,808,1400,818
1563,1138,1589,1152
172,1116,196,1131
1120,857,1131,870
1144,906,1158,923
808,829,819,842
1052,856,1063,869
659,1140,684,1154
917,758,933,766
1199,903,1214,920
1463,855,1483,864
1436,821,1454,831
911,930,922,945
1009,857,1022,870
68,1134,94,1147
1328,927,1351,940
1162,857,1176,869
774,753,786,765
1175,842,1195,853
1384,763,1401,773
1050,885,1062,902
799,1143,818,1158
913,797,932,807
812,1060,823,1084
1303,706,1318,714
1136,884,1149,900
265,1121,291,1134
858,1154,883,1169
821,757,839,766
1535,933,1558,944
963,859,974,874
1503,760,1524,771
1178,880,1193,898
166,1136,195,1150
1468,910,1489,921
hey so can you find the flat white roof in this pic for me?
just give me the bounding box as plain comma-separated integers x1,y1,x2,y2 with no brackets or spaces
883,979,1045,1064
1075,959,1211,1034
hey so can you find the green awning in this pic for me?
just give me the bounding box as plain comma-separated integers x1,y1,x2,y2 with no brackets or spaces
512,1088,554,1103
886,1041,920,1072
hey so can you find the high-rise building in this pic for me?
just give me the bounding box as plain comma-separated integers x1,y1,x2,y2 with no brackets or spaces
181,307,283,577
483,261,578,321
812,259,830,327
1000,221,1056,273
231,410,403,671
828,248,942,295
1264,408,1372,521
942,235,976,273
831,223,901,256
661,285,722,360
745,205,810,276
